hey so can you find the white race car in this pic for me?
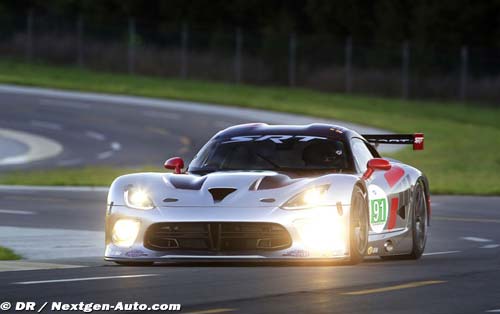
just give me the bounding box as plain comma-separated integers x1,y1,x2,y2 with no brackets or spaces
105,123,429,265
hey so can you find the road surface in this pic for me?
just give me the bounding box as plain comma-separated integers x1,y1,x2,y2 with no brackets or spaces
0,85,498,313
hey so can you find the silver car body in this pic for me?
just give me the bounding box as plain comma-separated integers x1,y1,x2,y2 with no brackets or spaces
105,124,430,262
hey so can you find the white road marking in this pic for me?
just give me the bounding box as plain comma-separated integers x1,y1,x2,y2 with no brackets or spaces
142,110,180,120
110,141,121,151
0,185,108,192
481,244,500,249
0,128,63,166
56,158,83,166
39,98,90,109
461,237,493,243
30,120,62,131
486,309,500,312
13,274,158,285
97,151,113,159
0,209,35,215
422,250,461,256
85,131,106,141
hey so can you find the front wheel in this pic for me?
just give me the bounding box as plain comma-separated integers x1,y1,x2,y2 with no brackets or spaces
348,185,369,264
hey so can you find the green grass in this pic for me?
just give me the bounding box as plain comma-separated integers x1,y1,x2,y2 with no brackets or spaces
0,246,21,260
0,166,158,187
0,59,499,194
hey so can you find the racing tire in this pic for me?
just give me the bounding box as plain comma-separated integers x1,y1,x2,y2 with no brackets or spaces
348,185,369,264
114,261,154,266
380,179,428,260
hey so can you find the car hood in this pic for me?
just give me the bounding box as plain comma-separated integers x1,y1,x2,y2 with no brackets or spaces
109,170,359,208
157,171,324,207
160,171,306,207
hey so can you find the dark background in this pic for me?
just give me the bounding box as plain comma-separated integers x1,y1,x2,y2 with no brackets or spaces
1,0,500,104
2,0,498,47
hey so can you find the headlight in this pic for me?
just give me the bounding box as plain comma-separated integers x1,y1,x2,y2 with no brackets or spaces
294,216,345,253
281,185,330,210
112,219,140,247
124,188,155,210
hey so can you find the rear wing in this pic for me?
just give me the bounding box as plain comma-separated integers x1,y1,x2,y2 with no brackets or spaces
362,133,424,150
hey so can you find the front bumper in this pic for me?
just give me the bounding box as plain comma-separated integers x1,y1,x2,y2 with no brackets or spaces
105,204,351,262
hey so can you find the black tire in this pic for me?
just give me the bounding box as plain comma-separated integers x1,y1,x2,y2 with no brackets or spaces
348,185,369,264
380,180,428,260
114,261,154,266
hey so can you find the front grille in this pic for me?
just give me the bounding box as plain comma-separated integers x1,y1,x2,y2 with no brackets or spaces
145,222,292,251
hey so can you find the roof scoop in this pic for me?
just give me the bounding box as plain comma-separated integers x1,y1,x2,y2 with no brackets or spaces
209,188,237,203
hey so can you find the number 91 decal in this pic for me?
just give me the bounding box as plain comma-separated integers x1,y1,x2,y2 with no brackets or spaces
368,185,389,233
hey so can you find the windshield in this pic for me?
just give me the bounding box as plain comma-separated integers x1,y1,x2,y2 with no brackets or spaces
188,135,353,174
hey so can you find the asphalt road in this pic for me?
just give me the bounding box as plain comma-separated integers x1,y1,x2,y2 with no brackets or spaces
0,191,499,313
0,84,394,170
0,88,230,169
0,85,499,313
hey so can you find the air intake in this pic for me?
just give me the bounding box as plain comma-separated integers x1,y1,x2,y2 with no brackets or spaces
208,188,236,202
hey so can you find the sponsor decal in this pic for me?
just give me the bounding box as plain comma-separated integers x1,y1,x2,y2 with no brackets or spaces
368,185,389,233
125,250,149,258
223,135,327,144
413,133,424,150
282,249,310,257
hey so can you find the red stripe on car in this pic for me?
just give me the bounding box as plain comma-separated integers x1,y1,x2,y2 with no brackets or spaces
388,197,399,230
384,166,405,188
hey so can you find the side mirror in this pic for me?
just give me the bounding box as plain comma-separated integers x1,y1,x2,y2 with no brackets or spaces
362,158,391,180
164,157,185,174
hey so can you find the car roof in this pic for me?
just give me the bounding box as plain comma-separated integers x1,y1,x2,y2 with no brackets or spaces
213,123,360,140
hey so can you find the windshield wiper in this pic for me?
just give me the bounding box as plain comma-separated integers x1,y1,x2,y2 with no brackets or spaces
255,153,280,169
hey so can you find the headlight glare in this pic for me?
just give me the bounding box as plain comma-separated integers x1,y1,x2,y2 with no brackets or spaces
294,216,345,253
281,185,330,210
124,188,155,210
112,219,140,247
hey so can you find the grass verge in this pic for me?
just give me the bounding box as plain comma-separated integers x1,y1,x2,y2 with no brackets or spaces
0,246,21,260
0,166,158,187
0,60,499,194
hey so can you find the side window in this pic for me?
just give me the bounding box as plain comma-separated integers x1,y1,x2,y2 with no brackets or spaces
351,138,375,172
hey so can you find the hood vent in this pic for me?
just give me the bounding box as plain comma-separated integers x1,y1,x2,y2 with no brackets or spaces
250,174,298,191
168,176,207,190
209,188,237,203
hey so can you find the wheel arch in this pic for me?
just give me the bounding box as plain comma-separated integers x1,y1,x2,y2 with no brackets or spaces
418,175,431,226
354,180,368,197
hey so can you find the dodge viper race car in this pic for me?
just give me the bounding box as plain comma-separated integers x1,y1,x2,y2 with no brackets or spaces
105,123,429,265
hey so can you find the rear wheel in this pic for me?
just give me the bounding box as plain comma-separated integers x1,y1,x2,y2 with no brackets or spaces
407,180,428,259
348,185,369,264
381,180,428,260
114,261,154,266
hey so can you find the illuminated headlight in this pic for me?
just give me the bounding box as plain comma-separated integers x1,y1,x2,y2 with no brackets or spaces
294,216,345,253
281,185,330,210
112,219,140,247
124,188,155,210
